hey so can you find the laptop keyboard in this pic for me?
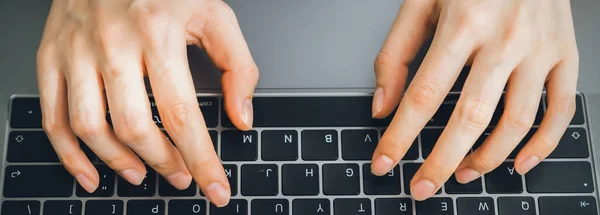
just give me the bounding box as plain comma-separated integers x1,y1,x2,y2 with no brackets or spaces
1,93,597,215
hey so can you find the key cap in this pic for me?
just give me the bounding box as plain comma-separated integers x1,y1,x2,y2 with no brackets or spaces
169,200,206,215
198,96,219,127
3,165,73,197
526,161,594,193
427,95,459,126
403,163,441,195
85,200,124,215
241,164,278,196
302,130,339,160
221,96,393,127
210,130,218,151
76,165,115,197
323,164,360,195
43,200,82,215
381,129,419,160
363,163,401,195
210,199,247,215
549,128,589,158
457,197,494,215
10,97,42,128
342,129,378,160
200,164,238,196
127,200,164,215
282,164,319,195
334,198,371,215
262,130,298,161
571,94,585,124
158,175,196,197
1,201,40,215
421,129,442,159
375,198,412,215
485,162,522,194
7,131,95,162
415,198,453,215
293,199,330,215
540,196,598,215
445,175,482,194
497,197,535,215
221,130,258,161
252,199,289,215
117,167,156,197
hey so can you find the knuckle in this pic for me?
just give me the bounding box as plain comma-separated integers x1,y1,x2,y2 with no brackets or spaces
102,155,135,170
70,113,105,138
42,115,66,135
503,107,536,136
551,94,577,119
162,101,200,131
538,134,559,150
423,159,456,179
57,151,83,172
406,83,442,116
148,155,178,172
379,135,413,158
458,98,492,132
374,51,398,73
472,153,503,171
114,111,154,144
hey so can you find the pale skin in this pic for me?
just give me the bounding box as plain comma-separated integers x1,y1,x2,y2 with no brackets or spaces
37,0,578,206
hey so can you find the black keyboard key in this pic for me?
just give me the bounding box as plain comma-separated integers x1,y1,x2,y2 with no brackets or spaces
85,200,124,215
210,130,218,151
168,200,206,215
497,197,535,215
445,174,482,194
10,97,42,128
526,161,594,193
539,196,597,215
342,129,378,160
127,200,164,215
363,163,401,195
485,162,522,194
427,95,459,126
158,175,196,197
43,200,82,215
293,199,330,215
252,199,289,215
261,130,298,161
381,129,419,160
334,199,371,215
7,131,57,162
549,128,589,158
302,130,338,160
221,130,258,161
415,198,453,215
117,167,156,197
3,165,73,197
375,198,412,215
201,164,238,196
241,164,278,196
1,201,40,215
457,197,494,215
198,97,219,127
323,164,360,195
421,129,442,159
403,163,441,195
571,94,585,124
210,199,247,215
221,97,393,127
76,165,115,197
282,164,319,195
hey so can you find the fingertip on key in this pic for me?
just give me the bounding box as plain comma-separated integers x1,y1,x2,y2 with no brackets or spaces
411,179,436,201
372,154,395,176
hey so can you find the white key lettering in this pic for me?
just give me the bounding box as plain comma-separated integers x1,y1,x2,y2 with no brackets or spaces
507,167,515,175
266,169,272,177
275,204,284,213
399,203,407,212
358,203,365,213
521,201,530,211
69,204,73,214
225,169,232,178
317,204,324,213
387,169,395,177
236,204,240,213
306,168,314,177
325,134,333,143
27,205,31,215
284,134,293,143
152,204,159,214
364,134,372,143
441,202,448,211
243,135,252,143
192,204,201,213
112,204,116,214
346,168,354,177
479,202,490,211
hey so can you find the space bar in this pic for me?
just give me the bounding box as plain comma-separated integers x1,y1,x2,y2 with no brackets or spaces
222,96,393,127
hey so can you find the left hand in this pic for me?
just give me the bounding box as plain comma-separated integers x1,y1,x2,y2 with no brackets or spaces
370,0,578,201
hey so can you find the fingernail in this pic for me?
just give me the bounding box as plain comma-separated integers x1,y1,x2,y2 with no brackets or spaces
205,182,230,207
455,168,481,184
372,154,395,175
411,179,436,201
76,173,98,193
167,172,193,190
372,87,384,117
120,169,145,185
518,156,540,174
242,99,253,127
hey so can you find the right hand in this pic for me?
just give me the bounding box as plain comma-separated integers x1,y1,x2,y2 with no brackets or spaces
36,0,258,207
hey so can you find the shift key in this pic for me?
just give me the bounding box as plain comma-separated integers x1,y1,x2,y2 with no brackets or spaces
3,165,74,197
526,161,594,193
